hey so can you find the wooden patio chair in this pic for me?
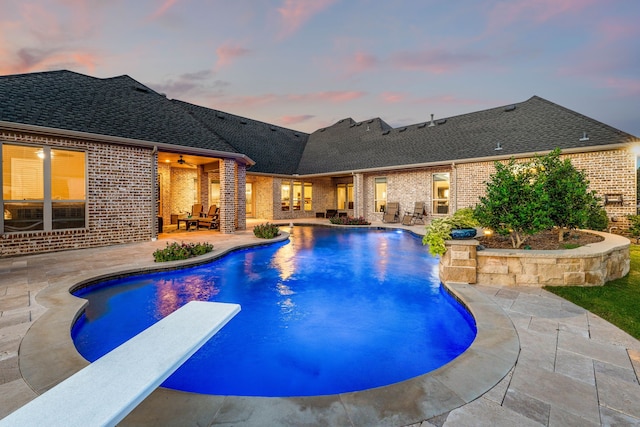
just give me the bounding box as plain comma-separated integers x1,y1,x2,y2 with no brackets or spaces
197,205,219,230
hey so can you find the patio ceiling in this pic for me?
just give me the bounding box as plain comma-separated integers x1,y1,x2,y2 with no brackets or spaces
158,152,219,169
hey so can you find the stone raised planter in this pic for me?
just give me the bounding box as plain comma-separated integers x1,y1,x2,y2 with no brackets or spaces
440,230,630,287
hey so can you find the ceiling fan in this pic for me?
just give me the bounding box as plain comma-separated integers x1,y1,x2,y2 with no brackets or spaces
176,155,196,168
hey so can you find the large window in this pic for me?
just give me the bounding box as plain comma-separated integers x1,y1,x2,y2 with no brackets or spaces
337,183,354,210
281,182,290,211
433,172,450,214
293,181,302,210
304,182,313,211
374,177,387,212
282,181,312,212
2,144,86,232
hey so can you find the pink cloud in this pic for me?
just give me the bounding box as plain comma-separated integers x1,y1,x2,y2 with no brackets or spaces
289,91,366,103
213,94,281,109
381,92,406,103
277,0,338,39
149,0,180,21
411,95,482,107
486,0,597,31
596,19,639,43
279,115,315,125
391,49,489,74
604,77,640,96
209,90,365,113
0,47,99,75
346,51,379,74
215,44,251,68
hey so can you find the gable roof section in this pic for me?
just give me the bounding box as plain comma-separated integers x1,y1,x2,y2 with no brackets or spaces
0,70,239,154
173,100,308,175
296,96,636,175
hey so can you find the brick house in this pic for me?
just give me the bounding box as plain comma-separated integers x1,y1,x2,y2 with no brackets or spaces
1,70,637,256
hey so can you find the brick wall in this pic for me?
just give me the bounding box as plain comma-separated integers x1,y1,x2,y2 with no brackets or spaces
362,167,451,221
268,176,334,220
1,131,154,256
456,149,636,228
170,168,199,216
251,176,274,219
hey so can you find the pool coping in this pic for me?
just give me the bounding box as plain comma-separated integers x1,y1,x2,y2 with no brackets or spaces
18,229,520,426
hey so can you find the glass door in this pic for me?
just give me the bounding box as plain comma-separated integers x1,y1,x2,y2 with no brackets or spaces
245,183,253,217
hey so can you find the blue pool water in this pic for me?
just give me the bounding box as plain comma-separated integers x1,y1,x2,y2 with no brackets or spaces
72,226,476,397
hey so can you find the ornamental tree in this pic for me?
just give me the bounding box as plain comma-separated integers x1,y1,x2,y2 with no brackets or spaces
474,158,553,249
537,149,601,242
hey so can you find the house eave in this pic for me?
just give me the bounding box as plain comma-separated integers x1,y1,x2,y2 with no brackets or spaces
0,120,256,166
291,143,634,178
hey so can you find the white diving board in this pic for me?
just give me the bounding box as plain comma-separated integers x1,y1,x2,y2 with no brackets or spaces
1,301,240,427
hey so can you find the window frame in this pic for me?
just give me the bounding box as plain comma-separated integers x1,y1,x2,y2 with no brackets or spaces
374,177,387,213
432,172,450,215
1,143,87,233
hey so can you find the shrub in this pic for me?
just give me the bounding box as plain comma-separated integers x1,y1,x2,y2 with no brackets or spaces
153,241,214,262
329,216,371,225
628,214,640,243
422,208,479,256
253,222,280,238
586,203,609,231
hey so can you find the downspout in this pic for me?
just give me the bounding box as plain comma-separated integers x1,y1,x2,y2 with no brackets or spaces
151,146,158,241
452,162,457,212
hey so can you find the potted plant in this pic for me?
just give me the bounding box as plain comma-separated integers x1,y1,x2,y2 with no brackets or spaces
422,208,479,256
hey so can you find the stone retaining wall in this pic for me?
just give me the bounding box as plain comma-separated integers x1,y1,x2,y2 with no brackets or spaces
440,231,630,287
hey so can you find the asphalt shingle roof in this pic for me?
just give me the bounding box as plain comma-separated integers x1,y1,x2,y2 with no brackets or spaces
1,70,636,177
0,70,238,153
296,96,637,175
173,100,308,175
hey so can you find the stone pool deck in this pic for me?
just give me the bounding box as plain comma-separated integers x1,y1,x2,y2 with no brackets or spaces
1,219,639,426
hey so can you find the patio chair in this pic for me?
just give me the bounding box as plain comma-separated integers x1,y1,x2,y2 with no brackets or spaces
382,202,400,223
412,202,426,224
326,209,338,218
197,205,219,230
190,204,203,218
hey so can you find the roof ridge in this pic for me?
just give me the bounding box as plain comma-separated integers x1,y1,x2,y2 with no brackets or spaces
528,95,636,139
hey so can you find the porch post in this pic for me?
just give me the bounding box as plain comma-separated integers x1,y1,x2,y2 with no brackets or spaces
236,162,246,230
219,158,236,234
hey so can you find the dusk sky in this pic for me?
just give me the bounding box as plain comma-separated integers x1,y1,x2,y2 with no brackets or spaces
1,0,639,136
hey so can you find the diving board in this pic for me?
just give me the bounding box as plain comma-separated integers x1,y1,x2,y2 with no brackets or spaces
1,301,240,427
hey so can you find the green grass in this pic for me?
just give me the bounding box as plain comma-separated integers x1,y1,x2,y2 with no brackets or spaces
545,245,640,340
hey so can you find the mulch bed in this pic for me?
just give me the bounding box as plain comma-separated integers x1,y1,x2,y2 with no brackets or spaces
477,229,604,250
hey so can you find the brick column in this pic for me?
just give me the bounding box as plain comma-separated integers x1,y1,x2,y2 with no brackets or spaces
235,162,246,230
219,158,236,234
354,173,364,218
439,239,478,284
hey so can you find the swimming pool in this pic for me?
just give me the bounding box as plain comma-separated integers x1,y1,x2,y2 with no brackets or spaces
72,226,476,397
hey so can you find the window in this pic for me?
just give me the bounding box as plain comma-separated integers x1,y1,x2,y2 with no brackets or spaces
433,172,450,215
337,183,353,210
281,182,290,211
2,144,86,232
304,182,313,211
293,181,302,210
374,177,387,212
209,180,220,208
245,183,253,217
